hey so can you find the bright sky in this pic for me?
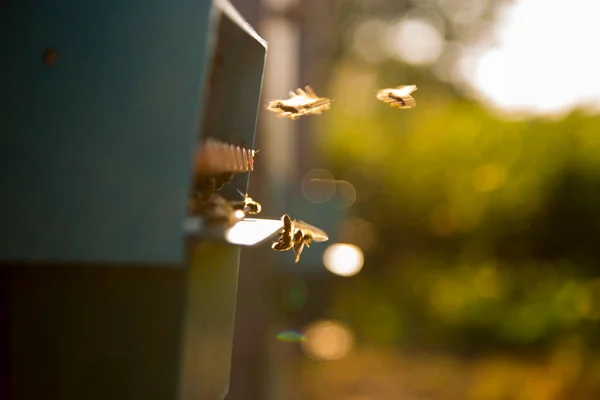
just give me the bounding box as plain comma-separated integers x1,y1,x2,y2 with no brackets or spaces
466,0,600,116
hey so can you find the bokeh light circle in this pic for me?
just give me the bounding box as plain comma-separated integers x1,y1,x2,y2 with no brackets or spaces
338,217,378,252
301,320,355,361
388,18,445,66
335,180,357,209
351,18,389,63
323,243,364,277
301,169,336,203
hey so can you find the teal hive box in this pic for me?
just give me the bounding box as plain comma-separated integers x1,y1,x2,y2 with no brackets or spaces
0,0,267,398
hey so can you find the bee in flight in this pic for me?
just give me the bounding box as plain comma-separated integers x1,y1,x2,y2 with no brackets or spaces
230,189,262,215
271,214,329,262
266,85,331,120
272,214,294,252
376,85,418,109
291,228,313,263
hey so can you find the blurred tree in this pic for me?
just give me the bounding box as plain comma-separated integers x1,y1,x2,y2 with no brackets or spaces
318,74,600,352
240,1,600,398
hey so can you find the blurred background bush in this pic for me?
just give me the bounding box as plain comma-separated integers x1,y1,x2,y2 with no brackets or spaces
228,0,600,399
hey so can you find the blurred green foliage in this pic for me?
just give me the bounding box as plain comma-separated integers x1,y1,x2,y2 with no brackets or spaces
314,58,600,354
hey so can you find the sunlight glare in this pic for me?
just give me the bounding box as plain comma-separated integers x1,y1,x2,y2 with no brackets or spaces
225,218,283,246
464,0,600,116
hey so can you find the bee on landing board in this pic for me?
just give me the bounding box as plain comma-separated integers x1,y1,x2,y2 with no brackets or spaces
376,85,418,109
193,193,245,229
230,190,262,215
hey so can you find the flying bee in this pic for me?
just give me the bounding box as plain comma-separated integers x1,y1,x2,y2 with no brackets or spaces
292,229,306,262
272,214,294,251
267,101,302,118
266,85,331,120
271,214,329,262
291,220,329,262
230,189,262,215
376,85,418,109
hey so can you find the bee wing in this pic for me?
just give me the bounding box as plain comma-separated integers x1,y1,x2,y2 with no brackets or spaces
310,98,331,108
393,85,418,96
296,221,329,242
296,87,308,97
297,99,330,117
293,240,305,263
376,89,392,100
285,95,310,107
281,214,293,231
304,85,317,98
272,239,293,251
